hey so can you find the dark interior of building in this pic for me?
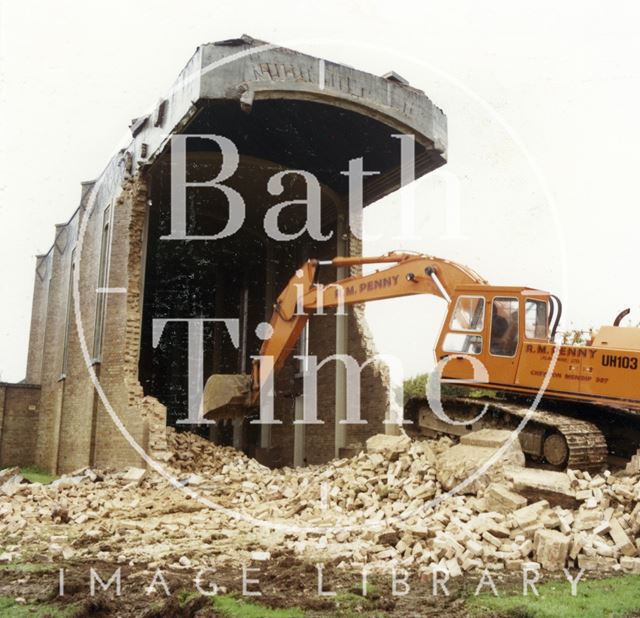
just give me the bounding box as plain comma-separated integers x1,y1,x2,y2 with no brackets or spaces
138,98,441,452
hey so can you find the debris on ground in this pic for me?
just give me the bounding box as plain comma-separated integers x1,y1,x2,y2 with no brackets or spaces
1,428,639,578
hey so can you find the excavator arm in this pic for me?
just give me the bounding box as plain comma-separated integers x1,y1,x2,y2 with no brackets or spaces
202,251,486,415
249,251,486,404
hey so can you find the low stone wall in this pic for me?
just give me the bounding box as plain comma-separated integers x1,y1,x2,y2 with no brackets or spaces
0,383,41,468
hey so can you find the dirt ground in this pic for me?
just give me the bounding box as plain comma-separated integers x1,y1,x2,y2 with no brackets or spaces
0,553,485,617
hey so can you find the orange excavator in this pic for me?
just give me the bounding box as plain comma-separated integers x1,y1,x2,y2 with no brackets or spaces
203,251,640,470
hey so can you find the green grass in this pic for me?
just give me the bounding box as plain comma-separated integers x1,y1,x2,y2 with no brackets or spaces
212,595,305,618
0,596,75,617
0,561,57,573
1,466,57,485
19,467,57,484
334,590,386,617
470,574,640,618
178,590,200,607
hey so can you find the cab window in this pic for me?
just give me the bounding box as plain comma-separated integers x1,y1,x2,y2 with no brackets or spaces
490,297,519,356
525,299,548,340
449,296,485,332
443,333,483,355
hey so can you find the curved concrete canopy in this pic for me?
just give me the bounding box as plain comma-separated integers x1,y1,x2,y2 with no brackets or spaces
139,35,446,208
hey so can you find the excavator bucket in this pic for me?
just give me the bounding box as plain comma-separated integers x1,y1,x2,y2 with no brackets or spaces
202,373,252,419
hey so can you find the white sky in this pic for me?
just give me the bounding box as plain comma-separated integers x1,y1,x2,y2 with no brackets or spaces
1,0,639,381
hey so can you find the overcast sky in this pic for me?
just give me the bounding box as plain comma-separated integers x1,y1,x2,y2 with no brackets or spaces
1,0,639,381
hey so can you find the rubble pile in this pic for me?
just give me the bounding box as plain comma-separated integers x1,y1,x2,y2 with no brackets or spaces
1,428,640,577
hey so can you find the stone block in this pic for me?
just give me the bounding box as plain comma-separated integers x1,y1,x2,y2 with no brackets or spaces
620,556,640,573
485,483,527,514
435,431,524,494
609,518,636,557
533,529,570,571
365,433,411,456
512,500,550,528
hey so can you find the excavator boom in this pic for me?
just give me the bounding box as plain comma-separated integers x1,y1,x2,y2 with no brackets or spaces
250,252,486,403
201,251,487,415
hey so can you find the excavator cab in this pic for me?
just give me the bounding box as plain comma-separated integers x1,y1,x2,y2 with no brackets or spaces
435,287,552,387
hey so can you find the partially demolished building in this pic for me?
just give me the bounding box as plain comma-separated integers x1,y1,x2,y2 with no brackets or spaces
0,36,447,473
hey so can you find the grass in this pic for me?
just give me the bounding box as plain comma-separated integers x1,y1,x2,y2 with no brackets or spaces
470,573,640,618
0,561,57,573
324,583,386,617
333,590,386,617
0,596,75,617
18,467,57,484
212,595,305,618
1,466,58,485
178,590,200,607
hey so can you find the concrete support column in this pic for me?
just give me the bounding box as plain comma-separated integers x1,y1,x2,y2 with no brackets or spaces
232,416,243,451
334,205,348,458
293,324,308,467
238,271,249,373
212,266,225,373
260,241,275,450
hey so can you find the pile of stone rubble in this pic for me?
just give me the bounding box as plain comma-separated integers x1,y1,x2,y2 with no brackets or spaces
1,427,639,577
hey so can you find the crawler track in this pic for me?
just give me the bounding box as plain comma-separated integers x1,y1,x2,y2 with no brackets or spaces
481,400,609,471
408,396,609,471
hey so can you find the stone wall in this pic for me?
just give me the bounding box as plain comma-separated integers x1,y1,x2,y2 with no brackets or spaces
31,171,167,474
0,383,40,468
25,254,51,385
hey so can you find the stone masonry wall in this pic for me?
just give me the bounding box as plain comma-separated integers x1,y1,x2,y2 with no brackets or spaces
25,254,51,385
34,218,78,473
30,170,387,472
91,175,168,470
0,384,40,468
33,171,167,474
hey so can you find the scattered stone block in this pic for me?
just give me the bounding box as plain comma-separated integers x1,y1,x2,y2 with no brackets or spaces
534,529,570,571
620,556,640,573
0,467,20,485
506,468,577,508
1,474,24,497
609,518,636,557
485,483,527,514
573,509,604,531
460,429,516,449
365,433,411,456
578,555,617,571
122,467,146,484
512,500,550,528
436,430,524,493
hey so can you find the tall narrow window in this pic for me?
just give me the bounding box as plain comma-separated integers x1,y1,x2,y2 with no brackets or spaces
490,297,519,357
525,299,548,340
61,249,76,377
93,206,113,361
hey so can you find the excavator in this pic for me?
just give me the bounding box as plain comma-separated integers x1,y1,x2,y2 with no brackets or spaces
203,251,640,471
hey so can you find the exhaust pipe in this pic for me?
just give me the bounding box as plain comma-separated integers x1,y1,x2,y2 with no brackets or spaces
614,308,631,327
